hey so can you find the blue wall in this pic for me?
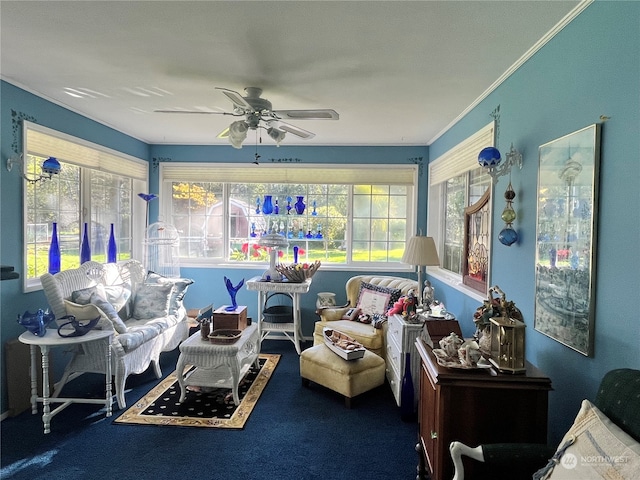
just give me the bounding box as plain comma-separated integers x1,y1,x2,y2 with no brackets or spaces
427,1,640,443
1,1,638,446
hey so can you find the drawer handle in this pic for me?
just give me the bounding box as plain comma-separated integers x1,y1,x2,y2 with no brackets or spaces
430,431,438,439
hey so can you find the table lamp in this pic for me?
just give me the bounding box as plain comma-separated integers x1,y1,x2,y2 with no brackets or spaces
401,234,440,308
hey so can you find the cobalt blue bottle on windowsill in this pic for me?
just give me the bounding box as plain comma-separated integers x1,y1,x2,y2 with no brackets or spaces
107,223,117,263
80,222,91,264
48,222,61,274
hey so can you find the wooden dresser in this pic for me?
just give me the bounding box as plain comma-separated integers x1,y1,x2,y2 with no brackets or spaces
415,338,552,480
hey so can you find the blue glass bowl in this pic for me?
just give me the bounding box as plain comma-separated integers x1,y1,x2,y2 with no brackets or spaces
478,147,502,168
18,309,56,336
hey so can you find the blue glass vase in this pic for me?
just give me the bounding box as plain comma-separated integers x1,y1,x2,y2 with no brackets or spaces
80,222,91,264
294,196,305,215
262,195,274,215
400,352,415,422
48,222,61,274
107,223,117,263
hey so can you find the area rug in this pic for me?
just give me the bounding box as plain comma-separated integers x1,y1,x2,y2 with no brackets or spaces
114,354,280,429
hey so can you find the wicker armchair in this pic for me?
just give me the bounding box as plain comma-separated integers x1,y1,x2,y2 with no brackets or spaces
450,368,640,480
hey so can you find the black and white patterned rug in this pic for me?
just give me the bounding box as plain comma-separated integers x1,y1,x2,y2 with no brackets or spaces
114,354,280,429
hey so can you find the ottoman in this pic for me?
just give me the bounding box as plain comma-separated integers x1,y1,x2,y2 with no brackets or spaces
300,344,386,408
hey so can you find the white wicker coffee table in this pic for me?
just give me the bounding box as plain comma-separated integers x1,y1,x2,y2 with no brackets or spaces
176,323,260,405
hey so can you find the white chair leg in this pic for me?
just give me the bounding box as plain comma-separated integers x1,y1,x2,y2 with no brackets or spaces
450,441,485,480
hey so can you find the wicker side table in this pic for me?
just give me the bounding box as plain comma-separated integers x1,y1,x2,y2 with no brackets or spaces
176,323,260,405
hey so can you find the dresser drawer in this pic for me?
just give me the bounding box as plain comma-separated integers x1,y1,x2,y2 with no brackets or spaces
385,328,402,374
386,357,401,406
387,314,405,347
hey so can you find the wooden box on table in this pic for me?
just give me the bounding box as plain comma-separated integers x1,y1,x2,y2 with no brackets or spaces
212,305,248,331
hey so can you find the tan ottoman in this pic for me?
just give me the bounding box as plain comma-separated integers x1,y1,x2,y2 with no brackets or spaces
300,344,386,408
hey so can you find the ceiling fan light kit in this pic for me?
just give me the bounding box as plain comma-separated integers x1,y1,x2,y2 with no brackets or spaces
156,87,338,148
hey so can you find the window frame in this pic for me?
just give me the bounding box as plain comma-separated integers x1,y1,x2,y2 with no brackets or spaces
159,162,418,271
21,121,148,292
427,122,495,302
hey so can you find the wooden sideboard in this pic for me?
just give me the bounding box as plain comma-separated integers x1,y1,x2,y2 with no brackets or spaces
415,338,552,480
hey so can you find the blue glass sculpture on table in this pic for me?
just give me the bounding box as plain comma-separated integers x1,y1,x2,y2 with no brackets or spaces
18,309,56,336
224,277,245,311
57,315,100,337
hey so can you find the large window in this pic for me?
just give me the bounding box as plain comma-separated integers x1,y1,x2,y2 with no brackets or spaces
22,122,147,291
160,164,417,267
428,122,494,295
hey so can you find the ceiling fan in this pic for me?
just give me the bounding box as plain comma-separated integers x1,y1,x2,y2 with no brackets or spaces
155,87,339,148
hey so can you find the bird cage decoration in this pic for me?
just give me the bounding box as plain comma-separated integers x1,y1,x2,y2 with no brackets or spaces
144,221,181,278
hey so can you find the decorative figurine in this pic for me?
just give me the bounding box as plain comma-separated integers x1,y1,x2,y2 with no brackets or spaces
18,309,56,336
57,315,100,337
402,289,418,319
224,277,244,311
422,280,434,309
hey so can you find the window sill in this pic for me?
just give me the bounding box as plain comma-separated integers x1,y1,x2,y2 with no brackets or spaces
426,267,486,303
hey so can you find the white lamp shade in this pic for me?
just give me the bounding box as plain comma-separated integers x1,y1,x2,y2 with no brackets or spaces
401,235,440,267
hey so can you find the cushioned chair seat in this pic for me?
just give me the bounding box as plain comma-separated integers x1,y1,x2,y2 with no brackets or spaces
313,320,386,356
300,344,386,407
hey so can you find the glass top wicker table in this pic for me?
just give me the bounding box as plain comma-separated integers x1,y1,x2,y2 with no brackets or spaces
176,323,260,405
245,276,312,355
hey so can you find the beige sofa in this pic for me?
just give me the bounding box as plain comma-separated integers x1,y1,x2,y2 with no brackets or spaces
41,260,191,409
313,275,418,357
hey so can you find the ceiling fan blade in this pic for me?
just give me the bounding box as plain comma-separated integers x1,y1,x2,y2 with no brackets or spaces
271,109,339,120
154,109,233,115
270,121,316,139
216,87,254,111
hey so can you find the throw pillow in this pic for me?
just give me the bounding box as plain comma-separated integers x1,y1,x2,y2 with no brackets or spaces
132,283,174,320
356,282,402,316
535,399,640,479
70,286,127,333
144,271,194,316
102,283,132,313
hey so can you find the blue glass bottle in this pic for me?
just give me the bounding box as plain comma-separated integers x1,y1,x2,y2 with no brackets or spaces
80,222,91,264
107,223,117,263
48,222,61,274
400,353,415,422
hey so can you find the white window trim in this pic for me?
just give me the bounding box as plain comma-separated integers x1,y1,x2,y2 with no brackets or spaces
159,162,418,272
427,121,495,303
22,121,148,292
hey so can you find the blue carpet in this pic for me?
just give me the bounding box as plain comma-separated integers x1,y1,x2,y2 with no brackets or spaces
1,339,419,480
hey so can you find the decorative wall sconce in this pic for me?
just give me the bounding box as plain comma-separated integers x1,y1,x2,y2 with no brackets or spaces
499,182,518,246
477,143,523,184
478,143,523,245
6,154,61,184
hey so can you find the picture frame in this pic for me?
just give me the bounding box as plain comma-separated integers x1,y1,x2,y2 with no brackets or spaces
534,124,601,356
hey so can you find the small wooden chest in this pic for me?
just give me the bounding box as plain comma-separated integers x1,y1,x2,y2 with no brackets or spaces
422,318,462,348
212,305,248,331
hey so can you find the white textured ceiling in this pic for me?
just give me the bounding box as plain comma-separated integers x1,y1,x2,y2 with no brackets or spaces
1,1,581,147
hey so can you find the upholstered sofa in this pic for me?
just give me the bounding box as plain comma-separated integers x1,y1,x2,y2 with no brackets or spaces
313,275,418,358
41,260,192,409
450,368,640,480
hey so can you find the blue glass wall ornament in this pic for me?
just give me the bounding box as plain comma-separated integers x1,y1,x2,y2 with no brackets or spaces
80,222,91,264
48,222,61,274
478,146,502,168
499,227,518,246
107,223,117,263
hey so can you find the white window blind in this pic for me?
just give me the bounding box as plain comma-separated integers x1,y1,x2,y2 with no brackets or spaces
161,163,416,185
25,121,148,181
429,122,495,185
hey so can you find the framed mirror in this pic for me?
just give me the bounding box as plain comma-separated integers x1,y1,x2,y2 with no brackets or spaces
534,124,601,356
